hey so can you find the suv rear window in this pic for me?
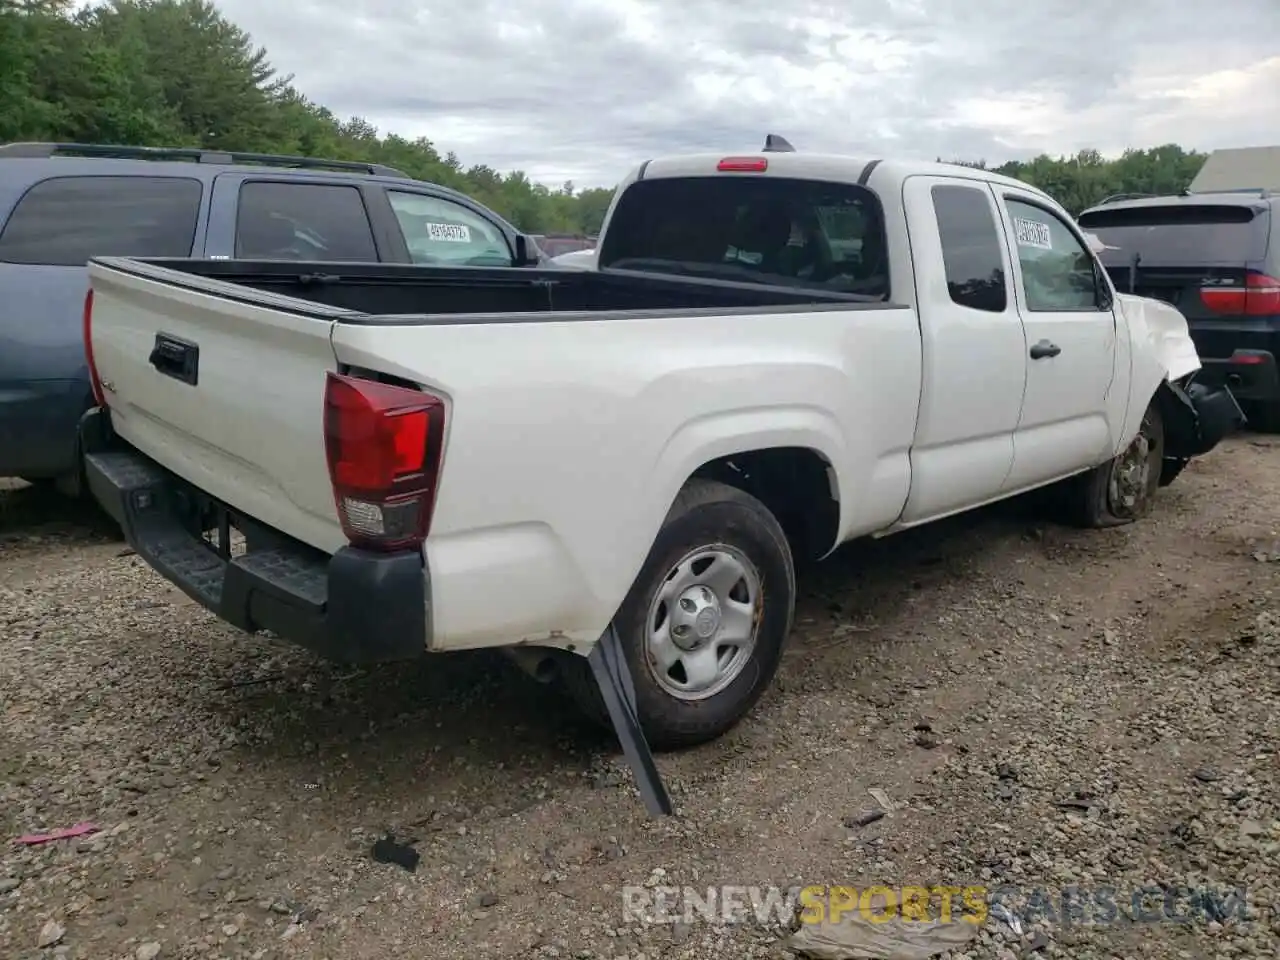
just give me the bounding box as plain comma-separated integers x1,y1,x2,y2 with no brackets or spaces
0,175,203,266
1077,203,1271,266
597,176,889,298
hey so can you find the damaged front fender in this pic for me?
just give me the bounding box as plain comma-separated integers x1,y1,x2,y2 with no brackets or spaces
1158,376,1247,460
1118,292,1200,398
1116,293,1246,464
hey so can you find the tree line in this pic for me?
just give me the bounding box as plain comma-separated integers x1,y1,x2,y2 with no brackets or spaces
2,0,1211,237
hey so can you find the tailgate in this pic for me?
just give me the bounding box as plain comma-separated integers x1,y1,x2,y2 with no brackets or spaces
87,258,348,553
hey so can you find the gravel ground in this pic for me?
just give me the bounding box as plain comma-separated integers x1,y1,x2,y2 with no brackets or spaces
1,437,1277,960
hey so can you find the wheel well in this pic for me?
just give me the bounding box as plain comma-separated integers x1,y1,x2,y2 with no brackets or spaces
690,447,839,562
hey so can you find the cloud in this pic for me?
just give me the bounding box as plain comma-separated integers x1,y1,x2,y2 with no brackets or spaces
213,0,1280,187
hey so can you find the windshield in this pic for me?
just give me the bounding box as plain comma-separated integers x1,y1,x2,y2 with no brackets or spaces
597,176,890,299
1077,203,1270,267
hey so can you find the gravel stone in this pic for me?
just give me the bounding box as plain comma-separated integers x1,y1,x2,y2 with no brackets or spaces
37,919,65,948
2,439,1278,960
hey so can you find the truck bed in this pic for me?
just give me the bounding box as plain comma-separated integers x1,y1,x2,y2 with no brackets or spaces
85,253,919,652
97,256,888,321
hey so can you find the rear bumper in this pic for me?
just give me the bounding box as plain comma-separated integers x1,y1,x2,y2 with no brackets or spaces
79,407,430,664
1196,350,1279,403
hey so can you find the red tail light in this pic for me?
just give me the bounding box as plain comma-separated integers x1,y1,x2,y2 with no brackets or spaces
717,157,768,172
1199,272,1280,316
323,372,447,553
83,288,106,407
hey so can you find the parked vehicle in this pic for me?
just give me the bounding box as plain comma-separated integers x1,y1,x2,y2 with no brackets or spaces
77,142,1241,781
0,141,543,496
532,233,596,258
1078,190,1279,430
549,247,597,269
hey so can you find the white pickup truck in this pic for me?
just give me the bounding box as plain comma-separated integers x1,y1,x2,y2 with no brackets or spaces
79,144,1241,799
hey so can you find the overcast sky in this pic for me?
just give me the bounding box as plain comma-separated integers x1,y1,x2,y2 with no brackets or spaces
212,0,1280,189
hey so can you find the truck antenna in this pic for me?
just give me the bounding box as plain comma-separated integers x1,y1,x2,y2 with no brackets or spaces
763,134,796,153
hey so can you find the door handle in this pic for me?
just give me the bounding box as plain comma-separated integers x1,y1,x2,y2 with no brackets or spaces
1029,340,1061,360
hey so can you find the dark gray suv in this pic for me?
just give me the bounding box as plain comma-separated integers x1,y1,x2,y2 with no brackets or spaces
1078,190,1279,430
0,142,543,495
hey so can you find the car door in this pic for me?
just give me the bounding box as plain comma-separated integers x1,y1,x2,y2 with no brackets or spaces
896,175,1027,523
206,174,400,262
992,187,1119,492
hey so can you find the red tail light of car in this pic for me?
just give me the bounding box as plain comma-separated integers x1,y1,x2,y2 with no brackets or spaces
323,372,447,552
1199,272,1280,316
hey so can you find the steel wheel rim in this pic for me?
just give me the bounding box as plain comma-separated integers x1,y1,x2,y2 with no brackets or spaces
643,544,763,701
1108,410,1158,516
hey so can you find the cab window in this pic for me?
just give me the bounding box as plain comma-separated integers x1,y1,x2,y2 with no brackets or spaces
932,184,1008,313
598,176,890,299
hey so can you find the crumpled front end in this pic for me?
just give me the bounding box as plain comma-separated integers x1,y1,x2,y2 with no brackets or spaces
1117,293,1246,464
1118,293,1202,383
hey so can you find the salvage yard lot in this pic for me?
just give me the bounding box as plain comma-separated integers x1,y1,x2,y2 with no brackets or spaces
2,438,1278,960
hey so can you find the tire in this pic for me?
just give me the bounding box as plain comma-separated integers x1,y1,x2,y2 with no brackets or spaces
20,464,84,500
562,478,796,751
1066,400,1165,527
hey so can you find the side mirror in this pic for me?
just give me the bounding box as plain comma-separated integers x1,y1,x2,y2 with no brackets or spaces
513,235,542,267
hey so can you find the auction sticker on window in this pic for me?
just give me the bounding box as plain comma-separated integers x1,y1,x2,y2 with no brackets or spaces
426,222,471,243
1013,217,1052,250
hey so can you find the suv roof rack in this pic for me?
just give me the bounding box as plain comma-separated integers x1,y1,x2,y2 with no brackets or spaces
1096,192,1158,205
0,141,410,178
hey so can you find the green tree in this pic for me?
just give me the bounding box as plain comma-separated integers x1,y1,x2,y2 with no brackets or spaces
0,0,1213,235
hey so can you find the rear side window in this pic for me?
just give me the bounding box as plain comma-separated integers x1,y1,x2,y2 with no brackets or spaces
235,182,378,261
931,184,1007,312
1078,203,1270,267
597,176,890,298
0,175,202,266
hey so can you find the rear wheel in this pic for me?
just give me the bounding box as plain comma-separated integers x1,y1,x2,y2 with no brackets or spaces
1066,401,1165,527
563,479,796,751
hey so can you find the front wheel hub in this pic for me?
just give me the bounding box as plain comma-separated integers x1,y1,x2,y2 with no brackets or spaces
1108,416,1155,513
669,585,721,651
